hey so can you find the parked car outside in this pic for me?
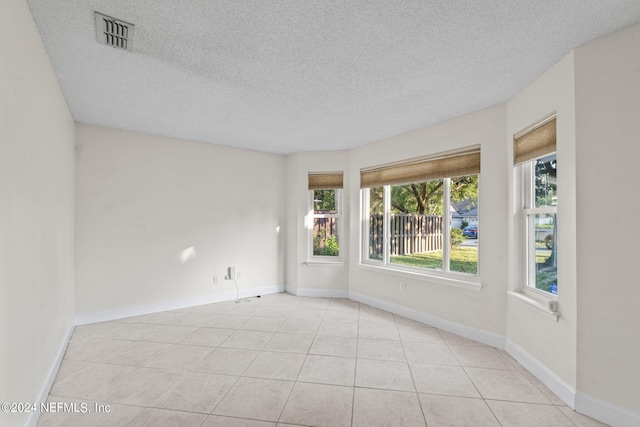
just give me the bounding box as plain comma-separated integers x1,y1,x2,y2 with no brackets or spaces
463,225,478,238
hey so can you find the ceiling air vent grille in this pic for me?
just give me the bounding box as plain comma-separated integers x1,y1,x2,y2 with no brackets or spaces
95,12,134,51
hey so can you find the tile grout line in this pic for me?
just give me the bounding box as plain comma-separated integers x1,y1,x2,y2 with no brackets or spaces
395,313,430,427
276,298,330,425
350,299,362,427
436,325,506,426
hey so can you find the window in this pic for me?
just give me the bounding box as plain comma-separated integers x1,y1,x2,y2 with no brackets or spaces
308,173,343,259
361,148,480,277
515,115,557,295
524,154,557,294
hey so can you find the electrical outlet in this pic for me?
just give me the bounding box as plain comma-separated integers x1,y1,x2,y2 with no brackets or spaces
400,282,406,292
236,270,241,279
212,275,218,284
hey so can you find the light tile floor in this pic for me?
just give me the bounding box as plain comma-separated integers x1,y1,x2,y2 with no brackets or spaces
38,293,607,426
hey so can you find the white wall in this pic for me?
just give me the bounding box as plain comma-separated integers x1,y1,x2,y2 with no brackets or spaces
285,151,350,296
347,105,509,337
506,53,578,392
75,124,286,315
574,23,640,416
0,1,75,426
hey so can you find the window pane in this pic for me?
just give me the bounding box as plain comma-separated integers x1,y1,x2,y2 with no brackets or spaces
389,180,444,271
450,175,479,275
368,187,384,261
535,154,557,208
313,217,339,256
313,189,336,214
532,213,557,294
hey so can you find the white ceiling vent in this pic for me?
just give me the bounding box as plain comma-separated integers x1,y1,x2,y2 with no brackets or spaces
95,12,134,51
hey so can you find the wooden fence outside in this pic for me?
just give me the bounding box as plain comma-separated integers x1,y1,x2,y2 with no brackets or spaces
369,213,443,258
313,217,337,249
315,214,444,257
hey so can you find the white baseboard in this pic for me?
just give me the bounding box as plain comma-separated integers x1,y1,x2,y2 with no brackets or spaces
348,291,505,349
249,285,285,298
575,392,640,427
351,290,640,427
505,340,576,408
74,285,285,325
26,323,75,427
284,285,297,295
288,287,349,298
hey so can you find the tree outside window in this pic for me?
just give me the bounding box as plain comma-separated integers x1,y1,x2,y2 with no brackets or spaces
364,175,478,275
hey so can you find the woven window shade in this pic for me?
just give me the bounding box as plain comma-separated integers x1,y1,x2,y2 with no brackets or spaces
514,117,556,165
360,147,480,188
308,172,344,190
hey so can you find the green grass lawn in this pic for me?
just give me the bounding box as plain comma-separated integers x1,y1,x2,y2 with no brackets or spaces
391,247,478,274
534,242,557,292
390,244,555,291
535,269,557,292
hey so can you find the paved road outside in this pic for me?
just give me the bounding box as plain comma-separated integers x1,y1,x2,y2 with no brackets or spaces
460,237,478,248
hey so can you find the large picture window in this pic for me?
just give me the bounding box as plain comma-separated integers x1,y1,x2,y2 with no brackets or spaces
515,115,558,295
361,148,480,277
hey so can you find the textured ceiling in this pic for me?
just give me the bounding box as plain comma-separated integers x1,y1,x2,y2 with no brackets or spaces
27,0,640,154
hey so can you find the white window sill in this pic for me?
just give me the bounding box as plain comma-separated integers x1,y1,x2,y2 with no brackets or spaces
304,259,345,267
508,291,560,322
358,262,481,291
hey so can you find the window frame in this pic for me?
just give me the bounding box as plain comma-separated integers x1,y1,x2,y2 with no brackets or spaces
360,175,479,280
521,155,558,298
308,188,343,262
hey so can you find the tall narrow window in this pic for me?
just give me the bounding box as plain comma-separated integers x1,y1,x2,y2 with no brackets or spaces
515,115,557,295
361,148,480,277
309,172,343,259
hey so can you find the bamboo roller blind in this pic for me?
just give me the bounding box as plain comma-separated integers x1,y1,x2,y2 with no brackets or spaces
308,172,344,190
514,116,557,165
360,147,480,188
